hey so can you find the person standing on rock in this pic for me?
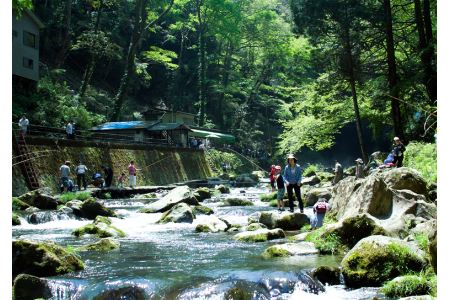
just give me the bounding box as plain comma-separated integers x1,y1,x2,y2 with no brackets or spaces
392,137,406,167
333,160,343,185
269,165,276,192
275,165,285,212
75,161,88,190
128,161,137,188
311,198,329,229
283,154,303,213
60,161,71,193
355,158,365,179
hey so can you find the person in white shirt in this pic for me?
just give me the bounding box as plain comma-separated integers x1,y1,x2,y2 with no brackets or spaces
66,121,75,139
75,161,89,190
18,115,29,136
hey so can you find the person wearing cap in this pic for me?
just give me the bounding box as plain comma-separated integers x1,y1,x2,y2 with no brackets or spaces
274,165,285,212
269,165,276,192
355,158,365,179
60,161,71,193
283,154,304,213
392,137,406,167
333,160,344,185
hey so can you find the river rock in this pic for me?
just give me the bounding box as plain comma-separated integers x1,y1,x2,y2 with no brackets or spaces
12,197,30,211
381,167,428,195
17,190,59,210
134,192,157,199
81,198,116,219
139,186,199,213
305,188,332,206
13,213,21,225
301,175,321,186
13,274,52,300
216,184,230,194
221,197,254,206
259,211,310,230
12,240,84,279
78,238,120,251
158,203,195,224
316,172,335,183
311,266,341,285
248,212,261,224
410,219,436,237
244,222,267,231
236,174,258,187
234,228,285,242
28,210,73,224
195,216,229,233
193,187,212,201
92,285,149,300
66,200,83,216
192,205,214,215
262,242,318,258
341,235,426,288
73,216,125,238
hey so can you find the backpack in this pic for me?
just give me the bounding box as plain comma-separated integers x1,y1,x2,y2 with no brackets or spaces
316,202,327,213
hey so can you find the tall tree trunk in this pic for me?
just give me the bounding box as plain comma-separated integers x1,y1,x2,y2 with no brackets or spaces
217,41,233,129
79,0,104,97
110,0,174,121
384,0,404,139
343,27,368,163
54,0,72,68
414,0,436,103
422,0,436,102
196,0,207,126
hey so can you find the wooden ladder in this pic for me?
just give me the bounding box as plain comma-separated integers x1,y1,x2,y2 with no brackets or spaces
162,130,174,145
13,133,40,190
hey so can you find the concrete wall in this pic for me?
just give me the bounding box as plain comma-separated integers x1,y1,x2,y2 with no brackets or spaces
12,140,212,195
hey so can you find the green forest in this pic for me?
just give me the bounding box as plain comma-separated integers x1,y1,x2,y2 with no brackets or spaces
13,0,437,162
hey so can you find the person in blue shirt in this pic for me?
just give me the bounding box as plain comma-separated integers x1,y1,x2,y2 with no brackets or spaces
283,154,303,213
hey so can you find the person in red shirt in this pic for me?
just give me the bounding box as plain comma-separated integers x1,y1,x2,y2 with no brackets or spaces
269,165,276,192
128,161,137,188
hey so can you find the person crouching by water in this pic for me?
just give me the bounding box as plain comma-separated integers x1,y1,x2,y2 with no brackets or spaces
274,165,285,212
283,154,304,213
311,198,329,230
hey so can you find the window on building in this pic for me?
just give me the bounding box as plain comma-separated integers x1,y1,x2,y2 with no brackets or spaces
23,57,34,69
13,30,18,38
23,31,36,48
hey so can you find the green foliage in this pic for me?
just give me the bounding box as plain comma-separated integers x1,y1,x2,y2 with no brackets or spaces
305,228,344,255
403,142,437,184
381,274,436,298
13,0,33,17
98,192,112,199
143,46,178,70
413,233,430,252
59,191,92,203
303,164,319,177
205,149,246,175
259,192,277,202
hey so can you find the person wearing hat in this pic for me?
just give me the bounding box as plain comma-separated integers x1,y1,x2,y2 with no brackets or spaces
60,161,71,193
283,154,304,213
274,165,285,212
355,158,365,179
392,137,406,167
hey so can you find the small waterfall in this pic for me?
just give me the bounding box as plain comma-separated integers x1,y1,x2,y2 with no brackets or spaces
27,210,76,224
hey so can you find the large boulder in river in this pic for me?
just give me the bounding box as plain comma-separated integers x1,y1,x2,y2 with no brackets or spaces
261,242,318,258
158,203,195,224
221,197,254,206
305,188,332,206
195,216,229,233
259,211,310,230
192,205,214,215
12,197,30,211
73,216,125,238
380,167,428,195
92,285,149,300
139,186,198,213
341,235,426,288
193,187,212,201
13,274,52,300
78,237,120,252
236,174,258,187
17,190,59,210
216,184,230,194
13,213,21,225
311,266,341,286
301,175,321,186
80,197,116,219
12,240,84,279
234,228,285,242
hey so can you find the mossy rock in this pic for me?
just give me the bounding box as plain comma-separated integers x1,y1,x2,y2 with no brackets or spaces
12,197,30,211
221,198,254,207
17,190,58,210
13,274,52,300
245,223,267,231
381,275,435,298
135,192,157,199
216,184,230,194
316,172,335,182
341,235,426,288
94,215,112,225
259,192,277,202
192,205,214,215
261,246,290,258
158,203,195,224
13,213,21,226
80,197,116,219
261,242,318,258
72,222,125,238
233,228,285,243
78,238,120,251
195,216,228,233
12,240,84,279
193,187,212,201
195,224,212,233
311,266,341,285
92,285,148,300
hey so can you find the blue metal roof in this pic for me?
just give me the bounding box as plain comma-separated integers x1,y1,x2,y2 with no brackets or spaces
91,121,157,131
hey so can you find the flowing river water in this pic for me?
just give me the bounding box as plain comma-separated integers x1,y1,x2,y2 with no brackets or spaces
13,186,384,299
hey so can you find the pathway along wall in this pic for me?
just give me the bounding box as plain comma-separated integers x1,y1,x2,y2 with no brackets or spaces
12,138,212,196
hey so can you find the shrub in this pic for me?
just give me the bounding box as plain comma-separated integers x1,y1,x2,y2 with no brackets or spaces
59,191,92,203
403,141,436,184
305,229,344,255
303,164,319,177
413,233,429,252
381,274,435,298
